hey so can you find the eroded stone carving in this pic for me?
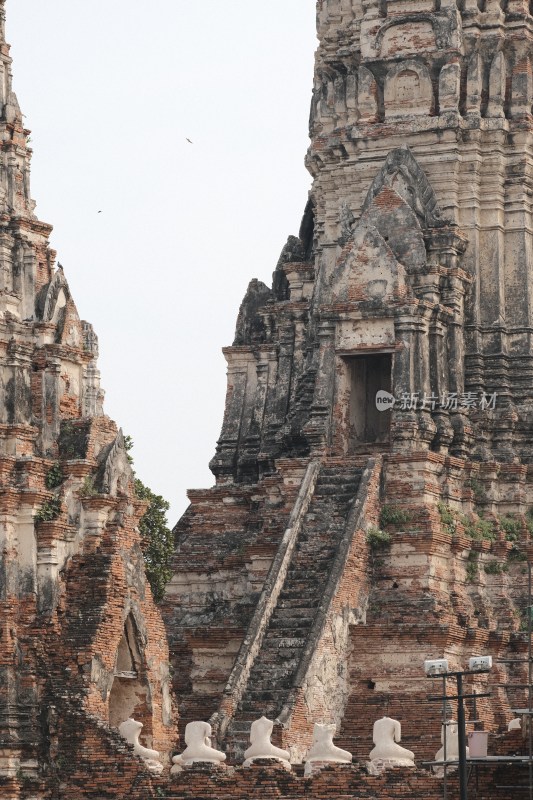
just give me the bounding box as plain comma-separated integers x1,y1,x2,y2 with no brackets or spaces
304,723,352,774
361,146,443,228
384,61,432,119
119,718,163,775
439,62,460,112
243,716,291,769
358,66,379,122
42,266,71,324
102,429,133,496
171,721,226,772
488,52,506,118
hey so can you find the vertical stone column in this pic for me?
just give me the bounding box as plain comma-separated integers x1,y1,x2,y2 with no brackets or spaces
0,231,13,297
430,314,453,452
303,317,337,453
21,242,36,320
238,345,277,481
210,347,254,482
261,320,295,466
391,309,418,451
413,308,436,447
40,357,61,455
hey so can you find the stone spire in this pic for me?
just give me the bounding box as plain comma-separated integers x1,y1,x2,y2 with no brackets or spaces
0,3,177,793
0,0,50,324
165,0,533,781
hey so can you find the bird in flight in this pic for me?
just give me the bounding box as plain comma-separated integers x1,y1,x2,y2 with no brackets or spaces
98,210,102,214
186,138,194,144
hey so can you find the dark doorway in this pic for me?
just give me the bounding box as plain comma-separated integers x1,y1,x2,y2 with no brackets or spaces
347,353,392,452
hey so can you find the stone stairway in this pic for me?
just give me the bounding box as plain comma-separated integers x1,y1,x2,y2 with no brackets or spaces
223,462,364,761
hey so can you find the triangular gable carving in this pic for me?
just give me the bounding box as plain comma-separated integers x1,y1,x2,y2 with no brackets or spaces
332,219,407,304
102,429,133,496
42,267,71,324
361,146,445,229
56,298,84,348
362,185,427,272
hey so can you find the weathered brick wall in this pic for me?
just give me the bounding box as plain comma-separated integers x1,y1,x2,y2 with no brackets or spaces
160,760,529,800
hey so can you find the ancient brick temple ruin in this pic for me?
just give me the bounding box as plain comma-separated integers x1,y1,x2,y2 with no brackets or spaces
163,0,533,795
0,1,176,798
5,0,533,797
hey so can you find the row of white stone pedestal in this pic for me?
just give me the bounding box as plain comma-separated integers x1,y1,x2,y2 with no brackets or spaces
118,714,477,777
172,717,351,776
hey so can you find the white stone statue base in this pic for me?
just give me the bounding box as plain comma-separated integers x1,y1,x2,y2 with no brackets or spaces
367,757,416,776
243,756,291,770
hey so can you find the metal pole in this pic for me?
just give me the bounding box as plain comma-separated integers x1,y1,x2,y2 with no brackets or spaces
442,675,448,800
527,560,533,800
457,672,468,800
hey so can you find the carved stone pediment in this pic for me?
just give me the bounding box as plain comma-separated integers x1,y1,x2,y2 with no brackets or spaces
42,267,71,324
102,429,133,496
332,219,407,304
361,147,445,229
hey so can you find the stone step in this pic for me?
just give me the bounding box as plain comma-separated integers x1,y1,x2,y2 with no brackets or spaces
265,623,312,642
258,651,302,666
274,606,317,619
316,467,363,486
278,586,320,600
227,720,254,735
262,632,307,646
248,665,296,682
220,465,366,755
237,699,283,716
284,565,332,580
244,688,289,702
269,615,314,627
276,597,319,609
312,487,357,499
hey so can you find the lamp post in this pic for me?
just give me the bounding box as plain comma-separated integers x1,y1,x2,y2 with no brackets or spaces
425,658,492,800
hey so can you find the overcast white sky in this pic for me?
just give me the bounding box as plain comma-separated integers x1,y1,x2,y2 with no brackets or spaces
8,2,317,523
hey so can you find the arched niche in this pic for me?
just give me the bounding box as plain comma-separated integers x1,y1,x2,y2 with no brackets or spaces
384,61,432,119
108,614,154,745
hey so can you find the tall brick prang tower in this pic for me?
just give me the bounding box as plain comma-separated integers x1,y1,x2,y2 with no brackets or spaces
0,3,176,797
164,0,533,780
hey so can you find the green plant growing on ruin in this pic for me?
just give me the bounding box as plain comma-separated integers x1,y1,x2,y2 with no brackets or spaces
367,526,391,549
35,496,62,522
500,515,521,543
484,560,509,575
467,477,486,504
45,462,64,490
466,551,479,583
438,502,456,535
79,475,98,497
509,546,527,563
380,505,411,527
519,604,533,632
124,437,173,603
461,515,495,542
